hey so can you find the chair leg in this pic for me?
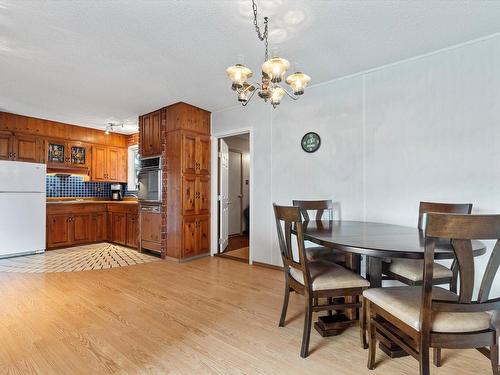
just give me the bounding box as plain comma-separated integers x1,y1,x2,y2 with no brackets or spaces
433,348,442,367
300,293,313,358
491,343,499,375
367,300,377,370
279,277,291,327
360,296,368,349
419,338,430,375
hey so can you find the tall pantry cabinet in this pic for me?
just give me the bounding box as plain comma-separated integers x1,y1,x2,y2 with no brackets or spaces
141,102,210,261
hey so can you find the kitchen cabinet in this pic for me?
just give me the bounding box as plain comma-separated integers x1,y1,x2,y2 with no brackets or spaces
46,202,138,250
72,214,93,244
47,214,72,248
162,103,211,261
182,215,209,258
14,135,41,163
164,102,210,135
108,203,139,249
0,132,42,163
182,175,210,216
91,146,127,182
140,110,161,157
47,212,93,247
111,212,127,245
140,209,161,253
0,132,11,160
92,212,107,242
182,134,210,175
126,214,138,248
46,140,89,170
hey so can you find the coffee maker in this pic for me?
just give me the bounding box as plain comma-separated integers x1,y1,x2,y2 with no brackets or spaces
110,184,123,201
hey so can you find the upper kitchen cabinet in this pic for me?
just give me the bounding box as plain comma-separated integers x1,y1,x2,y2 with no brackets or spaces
0,132,11,160
165,102,210,135
91,145,127,183
46,140,90,171
139,110,161,157
182,134,210,175
0,131,42,163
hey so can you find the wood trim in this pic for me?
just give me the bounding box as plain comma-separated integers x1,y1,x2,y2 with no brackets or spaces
252,261,283,271
0,111,128,147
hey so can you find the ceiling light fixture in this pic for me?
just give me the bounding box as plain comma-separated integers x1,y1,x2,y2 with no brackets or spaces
226,0,311,108
105,122,124,135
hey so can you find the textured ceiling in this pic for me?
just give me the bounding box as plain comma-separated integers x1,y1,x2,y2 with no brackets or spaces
1,0,500,134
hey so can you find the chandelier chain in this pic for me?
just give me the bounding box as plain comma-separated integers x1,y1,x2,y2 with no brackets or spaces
252,0,269,60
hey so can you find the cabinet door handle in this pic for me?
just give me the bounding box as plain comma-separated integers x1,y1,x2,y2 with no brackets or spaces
8,152,12,159
12,153,16,159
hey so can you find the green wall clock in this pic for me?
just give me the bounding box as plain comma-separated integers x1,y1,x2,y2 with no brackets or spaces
301,132,321,153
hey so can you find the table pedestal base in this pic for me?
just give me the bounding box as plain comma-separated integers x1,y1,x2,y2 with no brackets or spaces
378,334,409,358
314,314,357,337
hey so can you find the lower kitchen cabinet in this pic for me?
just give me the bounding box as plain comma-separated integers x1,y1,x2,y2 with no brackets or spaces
46,203,139,250
47,214,72,248
92,212,107,242
182,215,209,258
72,214,93,244
110,212,127,245
140,209,161,254
126,214,138,248
47,213,94,247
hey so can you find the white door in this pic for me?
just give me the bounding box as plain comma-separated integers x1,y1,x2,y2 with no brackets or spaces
228,151,242,235
218,139,229,252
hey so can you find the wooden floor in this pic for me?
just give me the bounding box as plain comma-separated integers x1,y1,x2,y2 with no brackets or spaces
0,256,491,374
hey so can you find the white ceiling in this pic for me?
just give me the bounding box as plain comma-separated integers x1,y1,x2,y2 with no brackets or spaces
1,0,500,134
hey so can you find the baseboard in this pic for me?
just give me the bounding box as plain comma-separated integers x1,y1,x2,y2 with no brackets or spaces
216,253,249,264
252,261,283,271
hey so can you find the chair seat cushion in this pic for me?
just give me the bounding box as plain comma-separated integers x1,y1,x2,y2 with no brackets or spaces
305,246,346,263
290,261,370,291
363,286,491,333
386,259,453,282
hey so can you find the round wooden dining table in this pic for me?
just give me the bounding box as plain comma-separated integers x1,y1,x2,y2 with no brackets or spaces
301,220,487,288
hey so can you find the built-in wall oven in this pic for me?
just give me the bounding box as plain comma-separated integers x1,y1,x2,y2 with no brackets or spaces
138,157,162,203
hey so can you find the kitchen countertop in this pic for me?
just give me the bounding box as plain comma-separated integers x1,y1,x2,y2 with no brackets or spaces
47,199,138,205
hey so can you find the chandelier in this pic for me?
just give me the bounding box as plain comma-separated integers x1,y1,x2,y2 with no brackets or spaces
226,0,311,108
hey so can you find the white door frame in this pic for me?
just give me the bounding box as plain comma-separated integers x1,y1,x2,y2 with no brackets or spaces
211,127,254,264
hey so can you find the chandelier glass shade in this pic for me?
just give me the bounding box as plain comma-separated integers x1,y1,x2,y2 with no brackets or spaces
226,1,310,108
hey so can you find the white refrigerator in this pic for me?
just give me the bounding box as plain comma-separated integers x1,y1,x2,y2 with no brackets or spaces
0,160,46,258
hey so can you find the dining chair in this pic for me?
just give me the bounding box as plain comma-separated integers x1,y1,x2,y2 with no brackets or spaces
364,213,500,375
382,202,473,288
273,203,370,358
292,200,346,265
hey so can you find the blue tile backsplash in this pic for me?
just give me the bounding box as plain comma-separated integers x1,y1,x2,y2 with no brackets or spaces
46,175,112,198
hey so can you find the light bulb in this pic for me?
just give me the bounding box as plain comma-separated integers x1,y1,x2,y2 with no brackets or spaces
261,57,290,83
285,72,311,95
270,87,285,106
226,64,253,86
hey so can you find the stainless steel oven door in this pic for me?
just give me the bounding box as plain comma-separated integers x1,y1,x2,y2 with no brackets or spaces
138,169,162,202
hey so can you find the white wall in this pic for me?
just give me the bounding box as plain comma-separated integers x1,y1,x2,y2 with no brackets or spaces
212,34,500,296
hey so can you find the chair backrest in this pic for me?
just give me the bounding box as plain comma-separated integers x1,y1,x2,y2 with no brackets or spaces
292,200,334,221
418,201,472,230
273,203,312,289
421,213,500,330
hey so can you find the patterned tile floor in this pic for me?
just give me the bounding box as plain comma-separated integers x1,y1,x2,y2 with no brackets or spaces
0,243,159,273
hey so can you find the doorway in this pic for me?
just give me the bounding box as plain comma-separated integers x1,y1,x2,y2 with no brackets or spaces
216,133,250,263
